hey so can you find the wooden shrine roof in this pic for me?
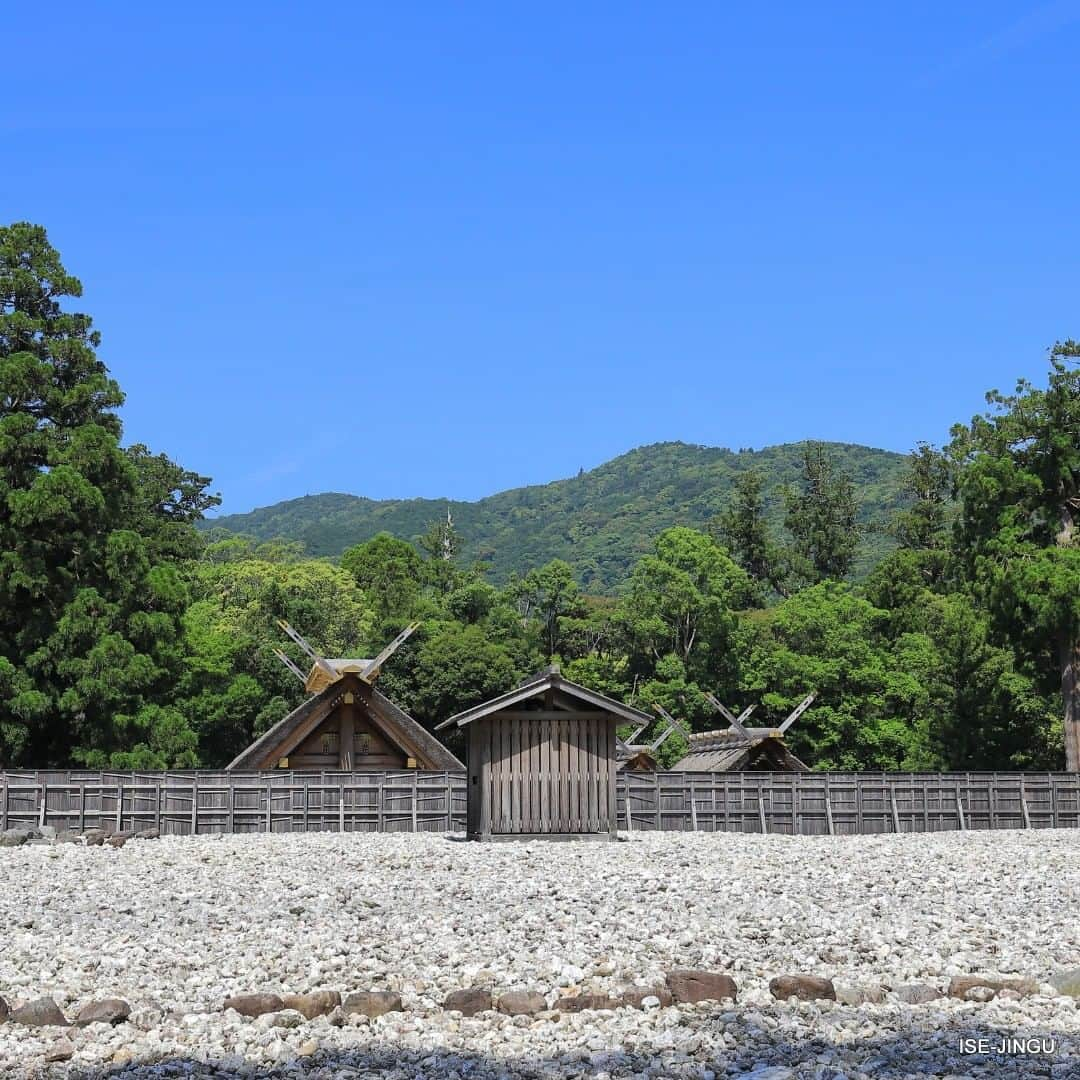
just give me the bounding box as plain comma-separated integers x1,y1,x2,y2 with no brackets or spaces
669,727,809,772
227,677,464,771
436,665,654,731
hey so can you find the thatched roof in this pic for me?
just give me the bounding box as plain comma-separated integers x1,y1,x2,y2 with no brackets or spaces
227,676,463,771
669,728,808,772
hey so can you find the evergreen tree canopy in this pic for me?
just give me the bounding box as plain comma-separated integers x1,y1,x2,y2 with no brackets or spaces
0,223,217,766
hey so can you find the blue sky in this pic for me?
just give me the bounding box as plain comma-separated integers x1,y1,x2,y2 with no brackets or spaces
5,3,1079,513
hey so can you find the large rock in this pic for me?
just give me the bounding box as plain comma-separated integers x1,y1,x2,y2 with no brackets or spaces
343,991,402,1018
666,970,738,1004
44,1037,75,1062
442,988,492,1016
553,993,617,1012
835,984,885,1006
134,828,160,840
74,998,131,1026
281,991,341,1020
892,983,942,1004
0,829,30,847
1049,968,1080,999
11,997,69,1026
769,975,836,1002
106,831,134,848
947,976,1039,1000
223,993,284,1017
620,986,674,1009
0,995,8,1022
82,829,107,847
495,990,547,1015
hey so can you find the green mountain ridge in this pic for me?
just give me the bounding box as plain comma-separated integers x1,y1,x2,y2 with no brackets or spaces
203,440,911,591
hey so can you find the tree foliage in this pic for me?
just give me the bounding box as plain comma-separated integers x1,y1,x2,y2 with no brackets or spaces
0,223,217,767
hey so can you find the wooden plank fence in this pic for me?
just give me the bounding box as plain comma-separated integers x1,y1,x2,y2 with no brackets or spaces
619,772,1080,834
1,770,1078,836
0,770,466,836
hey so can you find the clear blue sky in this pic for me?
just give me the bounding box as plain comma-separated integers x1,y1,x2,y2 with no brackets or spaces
5,3,1079,513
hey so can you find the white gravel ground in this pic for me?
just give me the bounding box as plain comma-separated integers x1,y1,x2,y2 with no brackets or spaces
1,829,1079,1079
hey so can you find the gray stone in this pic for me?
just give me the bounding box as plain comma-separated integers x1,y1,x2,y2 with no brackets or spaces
106,831,134,848
342,990,402,1018
1049,967,1080,999
223,993,284,1017
769,975,836,1002
0,829,30,847
74,998,131,1026
553,993,617,1012
666,969,738,1003
835,984,886,1006
11,997,69,1027
0,995,7,1022
133,828,160,840
948,975,1039,999
44,1037,75,1062
442,988,492,1016
619,986,674,1009
82,829,107,847
496,990,547,1015
892,983,943,1004
281,991,341,1019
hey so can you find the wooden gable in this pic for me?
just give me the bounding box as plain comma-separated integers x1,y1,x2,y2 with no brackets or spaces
227,675,464,772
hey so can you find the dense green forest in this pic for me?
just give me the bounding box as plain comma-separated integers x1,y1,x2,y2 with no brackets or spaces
204,441,909,591
2,223,1079,774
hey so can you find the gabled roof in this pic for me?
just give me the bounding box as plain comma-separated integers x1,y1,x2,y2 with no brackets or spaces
227,676,464,771
669,728,808,772
435,665,653,730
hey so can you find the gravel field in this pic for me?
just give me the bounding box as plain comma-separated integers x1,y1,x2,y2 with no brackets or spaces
1,829,1079,1079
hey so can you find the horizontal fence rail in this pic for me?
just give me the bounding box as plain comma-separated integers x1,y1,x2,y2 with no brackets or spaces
1,770,1078,837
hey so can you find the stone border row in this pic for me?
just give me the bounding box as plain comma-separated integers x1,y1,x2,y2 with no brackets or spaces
4,969,1070,1038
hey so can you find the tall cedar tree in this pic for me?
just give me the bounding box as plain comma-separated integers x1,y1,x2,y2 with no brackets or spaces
949,343,1080,770
783,442,859,584
0,223,217,766
716,469,788,596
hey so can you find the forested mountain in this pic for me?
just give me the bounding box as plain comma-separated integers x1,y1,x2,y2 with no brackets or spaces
204,441,910,590
5,222,1075,774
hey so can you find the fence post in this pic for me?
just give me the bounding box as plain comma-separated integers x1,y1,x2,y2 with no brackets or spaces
1,778,6,832
39,783,47,828
265,781,272,833
79,784,86,833
191,778,198,835
339,782,346,833
956,786,966,832
891,792,901,833
758,795,768,834
825,796,834,836
116,784,123,832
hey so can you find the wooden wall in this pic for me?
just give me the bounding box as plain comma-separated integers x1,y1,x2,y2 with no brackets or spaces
468,710,617,838
3,770,1078,837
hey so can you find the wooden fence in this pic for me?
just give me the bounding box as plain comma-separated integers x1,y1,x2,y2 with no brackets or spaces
619,771,1080,834
0,770,465,835
2,770,1078,836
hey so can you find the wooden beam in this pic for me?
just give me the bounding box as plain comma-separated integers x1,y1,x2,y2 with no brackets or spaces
703,693,750,738
359,623,419,683
778,692,816,734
